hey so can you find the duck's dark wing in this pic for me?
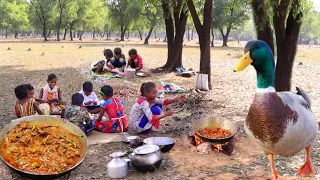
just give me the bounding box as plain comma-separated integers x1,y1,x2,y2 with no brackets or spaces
296,87,311,109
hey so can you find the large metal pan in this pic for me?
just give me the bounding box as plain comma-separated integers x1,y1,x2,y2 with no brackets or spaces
0,115,88,179
194,116,238,144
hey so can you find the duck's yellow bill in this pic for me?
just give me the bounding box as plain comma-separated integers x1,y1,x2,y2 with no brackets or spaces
234,51,253,72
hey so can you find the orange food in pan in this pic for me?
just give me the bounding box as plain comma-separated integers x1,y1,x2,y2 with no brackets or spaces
198,127,231,139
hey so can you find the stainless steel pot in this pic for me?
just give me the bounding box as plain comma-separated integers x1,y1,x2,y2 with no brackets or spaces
129,145,162,172
143,137,176,153
108,151,128,179
0,115,88,179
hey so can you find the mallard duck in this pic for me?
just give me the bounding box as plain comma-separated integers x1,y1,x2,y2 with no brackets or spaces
234,40,317,180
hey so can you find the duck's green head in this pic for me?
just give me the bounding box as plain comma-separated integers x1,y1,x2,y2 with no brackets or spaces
234,40,275,89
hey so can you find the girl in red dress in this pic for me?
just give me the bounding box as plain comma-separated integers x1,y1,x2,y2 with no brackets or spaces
94,85,129,133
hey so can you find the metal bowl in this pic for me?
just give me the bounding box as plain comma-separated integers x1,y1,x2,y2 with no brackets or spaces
194,116,238,144
143,137,176,152
0,115,88,179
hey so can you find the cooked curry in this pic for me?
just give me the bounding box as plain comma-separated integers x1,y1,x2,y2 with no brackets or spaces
198,127,231,139
0,121,84,174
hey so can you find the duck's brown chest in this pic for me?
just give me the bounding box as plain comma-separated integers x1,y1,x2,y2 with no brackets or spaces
246,93,298,144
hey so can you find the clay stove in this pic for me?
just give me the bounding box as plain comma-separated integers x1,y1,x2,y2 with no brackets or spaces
188,134,235,155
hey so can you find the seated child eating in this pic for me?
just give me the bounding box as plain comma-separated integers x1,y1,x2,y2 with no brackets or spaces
95,85,129,133
14,84,44,118
39,73,65,115
61,93,95,135
92,49,124,76
129,82,184,134
79,81,101,114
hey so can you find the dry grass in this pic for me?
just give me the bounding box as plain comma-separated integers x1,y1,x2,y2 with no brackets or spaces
1,37,320,179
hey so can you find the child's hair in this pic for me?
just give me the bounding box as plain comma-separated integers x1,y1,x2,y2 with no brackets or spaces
25,84,34,91
143,82,156,93
72,93,84,106
47,73,57,81
114,47,122,55
83,81,93,92
129,49,137,55
14,84,28,100
103,49,113,58
140,83,146,96
100,85,113,97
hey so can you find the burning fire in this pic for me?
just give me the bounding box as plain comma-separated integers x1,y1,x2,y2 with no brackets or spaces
213,144,223,152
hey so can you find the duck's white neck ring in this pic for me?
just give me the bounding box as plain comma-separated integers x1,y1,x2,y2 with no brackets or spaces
256,86,276,93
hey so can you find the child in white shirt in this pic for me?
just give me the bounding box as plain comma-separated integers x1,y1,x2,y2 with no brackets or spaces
79,81,101,114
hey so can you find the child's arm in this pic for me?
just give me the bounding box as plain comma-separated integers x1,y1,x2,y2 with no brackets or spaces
33,103,44,115
141,102,172,121
166,94,185,105
96,108,106,122
58,88,62,100
93,93,99,105
60,109,65,118
39,88,44,99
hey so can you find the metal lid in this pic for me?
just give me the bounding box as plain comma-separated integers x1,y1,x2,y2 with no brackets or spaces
134,145,160,155
110,151,126,158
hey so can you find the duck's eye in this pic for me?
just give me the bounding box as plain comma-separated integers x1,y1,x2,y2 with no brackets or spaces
256,45,260,49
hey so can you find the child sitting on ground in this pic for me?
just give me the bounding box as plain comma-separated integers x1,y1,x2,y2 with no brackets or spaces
129,82,185,134
39,73,65,115
108,47,126,71
126,49,151,77
79,81,101,114
92,49,124,76
14,84,44,118
95,85,129,133
61,93,95,135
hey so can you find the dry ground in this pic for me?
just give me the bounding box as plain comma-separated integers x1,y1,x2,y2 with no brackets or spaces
0,37,320,180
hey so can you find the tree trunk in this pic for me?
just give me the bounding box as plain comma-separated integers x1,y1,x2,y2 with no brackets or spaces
102,31,105,38
79,30,84,41
251,0,274,55
5,28,8,38
63,28,67,40
137,28,143,40
144,26,154,44
191,27,194,40
93,29,96,39
70,26,73,41
120,25,127,41
106,31,110,40
163,35,167,42
187,0,212,89
47,30,51,38
188,25,191,41
273,1,302,91
14,32,18,38
127,30,129,39
43,23,48,41
211,27,214,47
161,0,188,72
154,28,157,39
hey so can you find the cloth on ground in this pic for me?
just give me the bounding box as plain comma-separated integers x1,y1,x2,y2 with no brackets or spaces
89,62,123,78
160,82,185,94
87,130,126,145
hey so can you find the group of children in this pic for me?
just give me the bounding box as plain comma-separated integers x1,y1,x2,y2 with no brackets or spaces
14,74,185,135
92,47,146,76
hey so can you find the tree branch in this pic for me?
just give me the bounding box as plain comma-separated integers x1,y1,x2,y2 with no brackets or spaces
187,0,202,34
30,0,44,25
